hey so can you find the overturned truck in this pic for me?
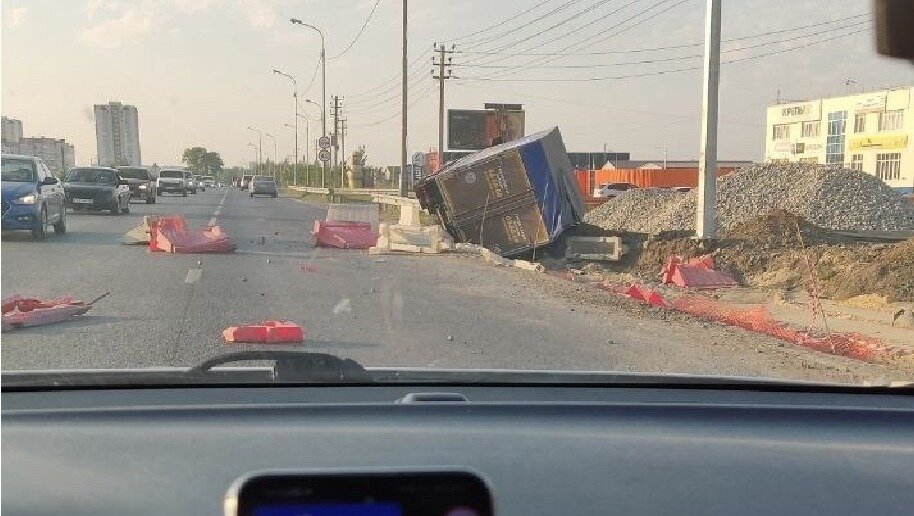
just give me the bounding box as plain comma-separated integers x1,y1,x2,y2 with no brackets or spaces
415,127,586,256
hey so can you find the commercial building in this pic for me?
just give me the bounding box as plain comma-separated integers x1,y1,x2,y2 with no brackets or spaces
94,101,141,167
1,117,76,176
765,86,913,193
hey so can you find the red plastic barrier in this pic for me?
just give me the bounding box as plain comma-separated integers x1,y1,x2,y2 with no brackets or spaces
223,320,305,344
312,220,378,249
661,255,738,288
148,215,236,254
622,283,668,308
1,294,92,331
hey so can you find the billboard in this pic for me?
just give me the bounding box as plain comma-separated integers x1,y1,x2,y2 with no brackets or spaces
448,107,525,150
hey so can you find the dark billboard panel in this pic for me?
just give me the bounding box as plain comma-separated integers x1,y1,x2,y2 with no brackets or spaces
448,109,525,150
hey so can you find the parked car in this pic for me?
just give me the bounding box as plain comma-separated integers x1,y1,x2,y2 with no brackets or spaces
185,171,197,194
156,169,188,196
593,182,636,199
116,166,156,204
64,166,131,215
240,175,253,190
1,154,66,239
250,175,278,198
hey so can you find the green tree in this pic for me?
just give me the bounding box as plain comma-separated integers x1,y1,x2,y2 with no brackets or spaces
181,147,207,174
202,151,224,175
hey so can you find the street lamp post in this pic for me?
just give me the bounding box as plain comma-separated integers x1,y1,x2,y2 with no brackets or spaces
303,99,326,187
289,18,326,154
246,143,258,174
285,119,311,185
273,69,298,185
264,133,278,182
246,126,263,174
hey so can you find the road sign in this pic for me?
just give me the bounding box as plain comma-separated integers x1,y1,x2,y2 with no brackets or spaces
412,152,424,166
318,136,331,149
318,149,331,162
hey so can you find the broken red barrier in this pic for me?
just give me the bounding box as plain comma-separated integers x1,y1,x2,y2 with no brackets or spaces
223,320,305,344
312,220,378,249
1,294,92,331
622,283,668,308
148,215,235,254
661,255,738,288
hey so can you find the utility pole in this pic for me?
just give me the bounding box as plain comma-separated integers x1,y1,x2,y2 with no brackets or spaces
341,118,347,173
433,43,456,170
696,0,721,239
330,95,342,183
399,0,408,197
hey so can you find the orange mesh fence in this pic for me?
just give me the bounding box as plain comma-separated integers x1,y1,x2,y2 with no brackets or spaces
671,294,906,362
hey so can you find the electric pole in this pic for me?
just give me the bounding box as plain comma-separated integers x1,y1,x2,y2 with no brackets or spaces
433,43,456,170
399,0,408,197
696,0,721,239
330,95,342,175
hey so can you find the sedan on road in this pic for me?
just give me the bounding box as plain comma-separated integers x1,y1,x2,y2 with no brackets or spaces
64,167,131,215
1,154,66,239
250,176,278,198
116,166,156,204
240,175,253,190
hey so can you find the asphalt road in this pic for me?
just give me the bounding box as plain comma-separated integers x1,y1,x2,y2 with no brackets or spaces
1,187,905,383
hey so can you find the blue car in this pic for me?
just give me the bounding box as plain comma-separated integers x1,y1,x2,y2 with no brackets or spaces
1,154,67,239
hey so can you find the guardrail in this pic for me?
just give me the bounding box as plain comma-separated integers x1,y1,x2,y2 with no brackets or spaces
287,185,399,196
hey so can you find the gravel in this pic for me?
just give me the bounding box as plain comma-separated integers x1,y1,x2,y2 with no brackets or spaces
584,163,914,234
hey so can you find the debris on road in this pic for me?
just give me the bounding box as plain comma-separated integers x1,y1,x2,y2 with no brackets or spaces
122,215,157,245
661,255,739,288
222,320,305,344
312,220,378,249
451,242,546,272
148,215,236,254
369,223,454,255
2,294,94,331
415,127,586,257
584,164,914,234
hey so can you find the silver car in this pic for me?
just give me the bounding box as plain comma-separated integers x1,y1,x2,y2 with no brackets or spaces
250,176,277,198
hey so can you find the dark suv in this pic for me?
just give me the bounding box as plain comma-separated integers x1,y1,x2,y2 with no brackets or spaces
116,166,156,204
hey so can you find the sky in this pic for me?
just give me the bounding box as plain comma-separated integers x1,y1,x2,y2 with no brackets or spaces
2,0,912,168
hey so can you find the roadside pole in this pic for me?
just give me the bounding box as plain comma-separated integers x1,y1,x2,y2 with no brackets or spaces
399,0,409,197
696,0,721,239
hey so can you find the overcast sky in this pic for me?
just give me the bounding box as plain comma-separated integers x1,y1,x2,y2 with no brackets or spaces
2,0,912,168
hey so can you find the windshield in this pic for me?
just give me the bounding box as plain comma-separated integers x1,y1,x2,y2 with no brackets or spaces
1,157,37,182
117,168,149,179
66,168,116,183
2,0,913,389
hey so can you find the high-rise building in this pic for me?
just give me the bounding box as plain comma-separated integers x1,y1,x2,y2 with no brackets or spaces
94,101,141,166
2,116,23,148
1,117,76,176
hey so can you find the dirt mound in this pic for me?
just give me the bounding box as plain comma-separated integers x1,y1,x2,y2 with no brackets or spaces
818,239,914,302
722,210,835,249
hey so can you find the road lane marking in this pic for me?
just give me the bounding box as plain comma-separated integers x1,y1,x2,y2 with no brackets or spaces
185,268,203,283
208,190,228,226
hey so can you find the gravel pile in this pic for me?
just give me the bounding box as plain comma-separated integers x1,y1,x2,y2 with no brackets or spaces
584,163,914,234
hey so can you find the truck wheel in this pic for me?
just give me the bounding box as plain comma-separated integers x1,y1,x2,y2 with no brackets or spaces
31,207,48,240
122,201,130,214
53,209,67,235
182,189,188,197
272,193,277,198
110,201,120,215
148,195,156,204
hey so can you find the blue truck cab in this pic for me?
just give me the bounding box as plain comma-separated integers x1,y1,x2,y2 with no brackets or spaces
1,154,67,239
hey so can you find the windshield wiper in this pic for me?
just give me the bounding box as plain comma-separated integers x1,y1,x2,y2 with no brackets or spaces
189,350,370,383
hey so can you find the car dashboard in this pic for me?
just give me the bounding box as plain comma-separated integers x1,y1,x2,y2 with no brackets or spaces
2,382,914,515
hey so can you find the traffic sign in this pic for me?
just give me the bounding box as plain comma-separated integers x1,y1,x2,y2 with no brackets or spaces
318,149,331,162
412,152,424,166
318,136,331,149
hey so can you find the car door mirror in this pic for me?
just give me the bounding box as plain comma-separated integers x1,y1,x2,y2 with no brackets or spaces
41,176,59,185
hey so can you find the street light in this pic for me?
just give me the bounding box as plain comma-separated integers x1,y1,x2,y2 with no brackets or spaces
264,132,278,182
289,18,326,149
284,120,311,185
246,143,258,174
246,126,262,174
273,68,299,185
303,99,326,187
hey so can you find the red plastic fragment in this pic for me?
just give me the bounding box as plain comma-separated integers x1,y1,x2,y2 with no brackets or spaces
148,215,236,254
312,220,378,249
1,294,92,331
223,320,305,344
661,255,738,288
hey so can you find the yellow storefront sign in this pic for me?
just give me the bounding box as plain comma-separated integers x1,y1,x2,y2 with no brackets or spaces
848,134,909,151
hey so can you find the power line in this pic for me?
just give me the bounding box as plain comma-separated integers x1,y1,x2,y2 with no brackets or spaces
457,0,594,51
329,0,384,60
301,59,321,95
454,19,871,69
454,12,872,56
458,26,871,82
439,0,557,43
345,48,431,99
349,81,435,128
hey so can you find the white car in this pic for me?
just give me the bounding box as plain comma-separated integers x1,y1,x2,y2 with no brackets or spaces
156,169,189,197
593,182,635,199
